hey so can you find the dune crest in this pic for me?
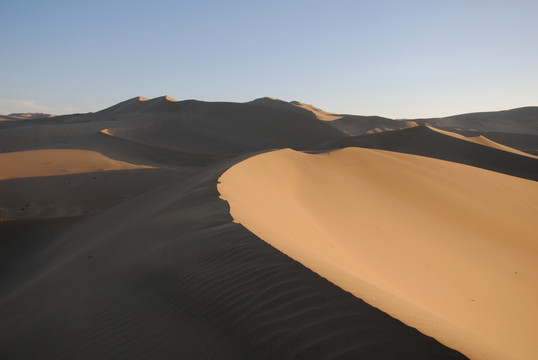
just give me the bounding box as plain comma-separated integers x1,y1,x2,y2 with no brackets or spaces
426,125,538,158
289,101,343,121
218,148,538,360
163,95,177,102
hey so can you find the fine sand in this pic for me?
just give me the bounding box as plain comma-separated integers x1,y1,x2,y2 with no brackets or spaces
218,147,538,360
2,95,535,359
0,157,466,360
426,125,538,158
317,125,538,181
0,149,153,180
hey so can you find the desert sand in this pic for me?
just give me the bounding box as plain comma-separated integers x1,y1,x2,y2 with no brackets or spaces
1,95,536,359
218,148,538,360
426,125,538,158
0,149,153,180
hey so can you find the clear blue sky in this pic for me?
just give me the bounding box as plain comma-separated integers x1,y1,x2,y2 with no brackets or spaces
1,0,537,118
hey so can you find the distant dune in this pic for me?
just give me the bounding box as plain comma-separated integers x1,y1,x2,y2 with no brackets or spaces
0,112,55,121
326,106,538,136
0,149,174,220
1,95,536,359
0,149,153,181
317,125,538,180
102,99,345,155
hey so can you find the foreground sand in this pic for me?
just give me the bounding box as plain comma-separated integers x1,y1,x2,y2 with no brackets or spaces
0,157,467,360
3,96,535,359
218,148,538,360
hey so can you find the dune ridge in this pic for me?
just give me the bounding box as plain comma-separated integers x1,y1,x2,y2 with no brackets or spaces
289,101,342,121
218,148,538,360
0,158,467,359
2,95,536,359
425,125,538,158
317,125,538,181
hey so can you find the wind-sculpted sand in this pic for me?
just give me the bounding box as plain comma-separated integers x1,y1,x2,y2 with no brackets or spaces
218,148,538,360
0,149,153,180
426,125,538,158
0,158,467,360
1,96,536,359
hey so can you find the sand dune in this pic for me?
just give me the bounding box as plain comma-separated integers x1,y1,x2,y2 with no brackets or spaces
2,95,536,359
426,125,537,158
420,106,538,134
218,148,538,360
289,101,343,121
328,106,538,136
0,149,153,180
318,125,538,181
0,169,176,220
0,113,55,121
104,101,346,155
447,130,538,156
0,157,466,360
248,97,343,121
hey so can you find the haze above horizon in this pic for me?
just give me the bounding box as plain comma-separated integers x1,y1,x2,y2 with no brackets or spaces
1,0,536,118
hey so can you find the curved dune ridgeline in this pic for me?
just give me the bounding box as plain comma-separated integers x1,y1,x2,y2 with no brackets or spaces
0,158,467,360
218,148,538,360
317,125,538,181
2,96,536,359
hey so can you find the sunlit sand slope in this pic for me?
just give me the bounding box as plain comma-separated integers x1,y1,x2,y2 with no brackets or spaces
0,159,466,360
317,125,538,181
0,149,153,180
218,148,538,360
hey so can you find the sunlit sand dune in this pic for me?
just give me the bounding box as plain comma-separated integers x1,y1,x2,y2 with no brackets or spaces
318,125,538,180
0,149,153,180
426,125,538,158
218,148,538,360
1,96,536,359
0,149,168,220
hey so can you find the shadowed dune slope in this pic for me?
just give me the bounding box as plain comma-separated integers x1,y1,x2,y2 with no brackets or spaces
2,96,536,359
0,148,177,220
107,101,346,155
0,158,466,360
419,106,538,134
328,115,411,135
326,106,538,136
218,148,538,360
248,97,342,121
248,97,402,127
317,125,538,181
425,126,536,157
438,129,538,156
0,169,177,220
0,96,346,157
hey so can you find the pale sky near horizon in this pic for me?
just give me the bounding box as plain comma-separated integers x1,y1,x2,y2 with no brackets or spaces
1,0,537,118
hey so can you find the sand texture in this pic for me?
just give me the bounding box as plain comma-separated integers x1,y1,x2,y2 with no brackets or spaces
218,148,538,360
1,96,536,359
317,125,538,180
